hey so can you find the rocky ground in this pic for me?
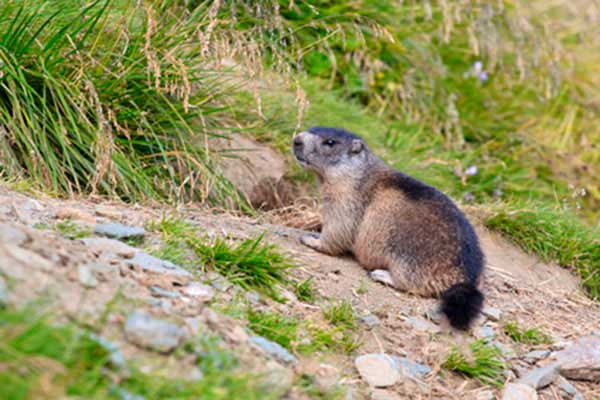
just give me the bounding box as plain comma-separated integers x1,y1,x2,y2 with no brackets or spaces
1,184,599,400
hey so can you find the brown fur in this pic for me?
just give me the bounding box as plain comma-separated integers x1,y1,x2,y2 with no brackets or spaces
293,128,482,299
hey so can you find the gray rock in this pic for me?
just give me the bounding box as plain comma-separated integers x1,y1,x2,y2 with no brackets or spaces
554,335,600,382
391,356,431,380
405,317,441,334
94,223,145,240
81,237,137,258
523,349,551,364
261,360,295,396
355,354,399,388
0,223,28,245
482,306,502,322
184,283,214,301
0,276,8,306
89,333,127,370
475,325,496,342
494,342,516,359
501,383,538,400
149,286,180,299
77,264,98,288
147,298,172,312
476,390,495,400
124,310,186,353
249,336,297,364
360,314,380,329
517,362,560,389
129,252,191,277
556,376,582,399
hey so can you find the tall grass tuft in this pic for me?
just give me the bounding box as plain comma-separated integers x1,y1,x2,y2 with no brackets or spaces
0,0,247,208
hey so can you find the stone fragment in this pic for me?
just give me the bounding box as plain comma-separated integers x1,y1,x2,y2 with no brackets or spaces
124,310,186,353
81,237,137,258
404,317,441,333
391,357,432,380
129,252,191,277
249,336,297,364
360,314,380,330
476,390,495,400
523,349,551,364
501,383,538,400
554,335,600,382
0,223,29,245
475,325,496,342
94,223,145,240
556,376,584,399
78,264,98,288
517,362,560,389
56,207,96,223
149,286,180,299
262,360,295,396
184,283,214,301
482,306,502,321
355,354,399,388
89,333,127,370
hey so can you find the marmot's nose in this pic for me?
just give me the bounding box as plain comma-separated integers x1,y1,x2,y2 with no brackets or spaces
293,136,304,149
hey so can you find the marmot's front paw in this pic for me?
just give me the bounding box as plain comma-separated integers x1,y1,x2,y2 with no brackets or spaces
299,233,322,250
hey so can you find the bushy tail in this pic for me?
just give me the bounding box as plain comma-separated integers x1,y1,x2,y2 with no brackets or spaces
441,282,484,331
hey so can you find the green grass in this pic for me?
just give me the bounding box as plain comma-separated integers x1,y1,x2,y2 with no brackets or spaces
55,221,92,240
0,0,248,208
485,204,600,299
246,309,359,355
148,217,294,299
293,278,316,303
0,307,275,400
503,322,553,345
323,301,357,331
443,340,506,387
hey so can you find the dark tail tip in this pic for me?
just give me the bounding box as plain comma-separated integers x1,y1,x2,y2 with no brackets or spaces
441,282,484,331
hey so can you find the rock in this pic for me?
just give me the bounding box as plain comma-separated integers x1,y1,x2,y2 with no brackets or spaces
81,237,136,258
371,389,403,400
94,206,123,220
147,298,172,312
517,362,560,389
475,325,496,342
0,275,8,306
249,336,297,364
149,286,180,299
262,360,295,396
124,310,186,353
129,252,191,277
89,333,127,370
404,317,441,334
523,349,551,364
313,364,340,393
355,354,399,388
245,291,260,304
360,314,380,330
476,390,495,400
391,357,431,380
494,342,516,359
94,223,145,240
225,325,249,343
556,376,583,399
77,264,98,288
501,383,538,400
482,306,502,322
554,335,600,381
0,223,29,245
184,283,214,301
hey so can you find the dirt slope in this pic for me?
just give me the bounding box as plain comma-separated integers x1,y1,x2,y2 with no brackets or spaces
1,185,598,399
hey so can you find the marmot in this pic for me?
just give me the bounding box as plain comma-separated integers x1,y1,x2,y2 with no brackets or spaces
292,126,484,330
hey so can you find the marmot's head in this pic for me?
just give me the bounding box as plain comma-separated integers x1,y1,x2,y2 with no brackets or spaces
292,127,371,180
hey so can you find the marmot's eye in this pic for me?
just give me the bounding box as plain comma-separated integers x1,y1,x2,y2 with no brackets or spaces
323,139,336,147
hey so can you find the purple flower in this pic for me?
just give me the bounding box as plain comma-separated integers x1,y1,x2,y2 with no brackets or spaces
465,165,478,176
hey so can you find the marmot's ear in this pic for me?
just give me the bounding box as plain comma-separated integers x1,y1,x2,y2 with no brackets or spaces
351,139,364,153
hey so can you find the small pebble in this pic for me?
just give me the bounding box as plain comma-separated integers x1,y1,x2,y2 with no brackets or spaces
94,223,145,240
482,306,502,322
523,349,550,364
354,354,399,388
360,314,380,330
77,264,98,288
149,286,180,299
124,310,186,353
249,336,297,364
184,283,215,301
405,317,441,334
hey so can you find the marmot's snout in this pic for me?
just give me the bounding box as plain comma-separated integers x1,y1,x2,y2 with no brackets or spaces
292,131,311,164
